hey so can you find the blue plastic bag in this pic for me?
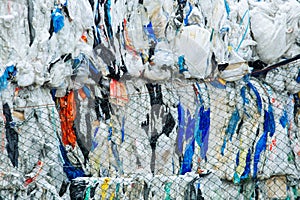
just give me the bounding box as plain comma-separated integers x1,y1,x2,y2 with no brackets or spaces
51,8,65,33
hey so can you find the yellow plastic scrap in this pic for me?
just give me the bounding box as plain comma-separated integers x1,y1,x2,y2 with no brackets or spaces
236,149,247,176
109,192,115,200
101,178,110,199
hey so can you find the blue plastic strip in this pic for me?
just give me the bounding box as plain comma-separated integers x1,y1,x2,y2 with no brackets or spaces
224,0,231,17
194,106,202,148
178,56,188,73
280,110,288,128
82,85,91,98
200,108,210,160
91,127,99,151
185,109,195,142
241,148,251,180
144,22,157,42
247,82,262,114
184,2,193,26
225,107,240,141
253,131,267,178
221,107,240,155
121,116,125,143
268,104,275,137
177,102,185,154
180,138,195,175
235,10,249,52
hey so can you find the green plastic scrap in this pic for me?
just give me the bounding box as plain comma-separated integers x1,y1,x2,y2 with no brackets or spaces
164,182,173,200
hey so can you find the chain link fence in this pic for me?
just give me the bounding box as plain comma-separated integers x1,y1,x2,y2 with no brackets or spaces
0,59,299,199
1,0,300,199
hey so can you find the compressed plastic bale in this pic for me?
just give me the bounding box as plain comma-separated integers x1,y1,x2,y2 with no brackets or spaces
250,0,300,63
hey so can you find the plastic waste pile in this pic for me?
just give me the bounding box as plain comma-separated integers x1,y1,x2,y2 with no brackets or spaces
0,0,300,199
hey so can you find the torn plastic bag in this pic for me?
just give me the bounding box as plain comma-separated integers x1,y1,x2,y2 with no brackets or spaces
172,25,211,79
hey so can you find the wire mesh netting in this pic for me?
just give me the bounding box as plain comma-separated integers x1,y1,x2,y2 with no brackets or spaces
0,60,299,199
1,0,300,199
